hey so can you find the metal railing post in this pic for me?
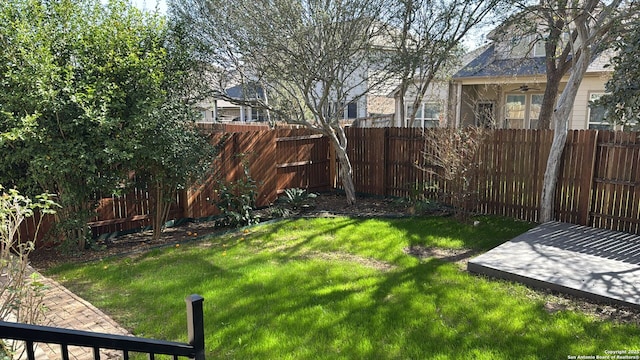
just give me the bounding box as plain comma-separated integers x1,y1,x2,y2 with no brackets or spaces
185,294,205,360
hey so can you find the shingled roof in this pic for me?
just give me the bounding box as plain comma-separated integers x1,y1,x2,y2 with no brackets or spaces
453,44,613,80
452,45,547,79
224,82,265,101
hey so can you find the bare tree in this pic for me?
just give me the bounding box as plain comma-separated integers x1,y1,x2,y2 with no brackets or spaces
420,127,487,221
538,0,634,222
170,0,394,205
494,2,627,130
388,0,510,127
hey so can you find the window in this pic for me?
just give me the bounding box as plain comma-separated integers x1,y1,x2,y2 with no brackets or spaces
406,102,440,128
529,94,544,129
250,107,265,122
533,38,545,57
505,94,526,129
588,93,611,130
347,101,358,119
511,33,571,58
329,101,358,119
504,93,546,129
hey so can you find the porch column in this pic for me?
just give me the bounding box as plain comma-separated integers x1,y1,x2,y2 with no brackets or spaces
455,82,462,128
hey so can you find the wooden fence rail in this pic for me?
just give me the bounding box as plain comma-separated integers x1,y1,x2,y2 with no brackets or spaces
19,128,640,245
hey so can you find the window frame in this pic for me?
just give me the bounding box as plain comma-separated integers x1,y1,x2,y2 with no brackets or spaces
405,101,441,128
587,92,611,130
504,93,545,129
504,94,527,129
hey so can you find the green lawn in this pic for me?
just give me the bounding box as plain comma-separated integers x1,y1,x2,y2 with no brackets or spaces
47,216,640,359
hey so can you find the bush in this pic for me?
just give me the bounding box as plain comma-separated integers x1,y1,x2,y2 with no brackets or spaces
420,127,487,222
277,188,318,210
214,162,259,227
0,186,58,357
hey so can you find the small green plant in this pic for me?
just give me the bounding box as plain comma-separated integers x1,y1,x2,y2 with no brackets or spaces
268,188,318,219
278,188,317,210
400,182,449,216
214,161,259,227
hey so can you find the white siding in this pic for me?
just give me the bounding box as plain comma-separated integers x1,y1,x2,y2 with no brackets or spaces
569,74,610,130
394,80,451,127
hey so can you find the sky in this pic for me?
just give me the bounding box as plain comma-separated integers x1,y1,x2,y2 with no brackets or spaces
131,0,167,13
128,0,489,50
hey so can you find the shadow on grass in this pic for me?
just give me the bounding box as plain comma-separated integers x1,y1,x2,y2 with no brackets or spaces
50,216,635,359
201,258,636,359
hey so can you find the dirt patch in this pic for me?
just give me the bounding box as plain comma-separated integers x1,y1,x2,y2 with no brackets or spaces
304,251,396,272
537,289,640,325
403,245,481,268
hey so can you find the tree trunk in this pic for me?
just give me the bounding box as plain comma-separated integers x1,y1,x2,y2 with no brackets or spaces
540,41,591,222
326,126,356,205
152,179,173,240
335,146,357,205
540,121,568,222
537,72,562,129
397,84,407,127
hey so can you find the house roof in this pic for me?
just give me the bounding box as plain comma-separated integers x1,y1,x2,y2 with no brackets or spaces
224,83,264,101
452,45,547,79
453,44,613,80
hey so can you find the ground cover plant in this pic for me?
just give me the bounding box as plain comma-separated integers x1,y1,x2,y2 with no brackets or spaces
46,216,640,359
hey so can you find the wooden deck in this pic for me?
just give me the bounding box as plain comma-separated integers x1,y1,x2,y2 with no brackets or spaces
468,221,640,308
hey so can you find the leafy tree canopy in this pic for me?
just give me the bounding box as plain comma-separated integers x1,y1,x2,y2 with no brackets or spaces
598,18,640,130
0,0,213,244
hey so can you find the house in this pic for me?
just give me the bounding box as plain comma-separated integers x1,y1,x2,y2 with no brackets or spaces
318,62,397,128
388,79,451,128
196,82,268,123
384,15,618,130
388,46,487,128
449,24,614,130
316,23,407,128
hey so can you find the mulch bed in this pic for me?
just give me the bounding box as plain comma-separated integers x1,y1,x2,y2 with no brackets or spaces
29,193,412,270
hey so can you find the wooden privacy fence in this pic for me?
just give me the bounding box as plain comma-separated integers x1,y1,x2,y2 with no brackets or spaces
183,128,331,219
343,128,640,233
19,127,640,244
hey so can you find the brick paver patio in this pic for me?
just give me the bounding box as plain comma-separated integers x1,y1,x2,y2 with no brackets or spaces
26,269,132,360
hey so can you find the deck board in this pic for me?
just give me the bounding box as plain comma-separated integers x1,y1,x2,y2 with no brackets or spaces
468,221,640,308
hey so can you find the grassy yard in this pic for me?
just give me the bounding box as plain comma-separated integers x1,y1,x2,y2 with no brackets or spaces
47,216,640,359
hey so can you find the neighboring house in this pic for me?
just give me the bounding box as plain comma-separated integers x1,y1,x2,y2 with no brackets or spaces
388,80,451,128
384,18,617,130
319,24,403,128
196,83,268,123
386,45,487,128
450,26,614,130
320,64,397,127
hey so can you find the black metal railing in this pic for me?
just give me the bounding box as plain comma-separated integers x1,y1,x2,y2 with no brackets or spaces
0,294,205,360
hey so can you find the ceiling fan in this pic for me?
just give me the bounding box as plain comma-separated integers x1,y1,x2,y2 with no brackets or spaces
510,84,541,92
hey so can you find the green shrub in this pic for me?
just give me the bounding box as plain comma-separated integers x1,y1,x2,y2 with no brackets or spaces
214,162,259,227
278,188,318,210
